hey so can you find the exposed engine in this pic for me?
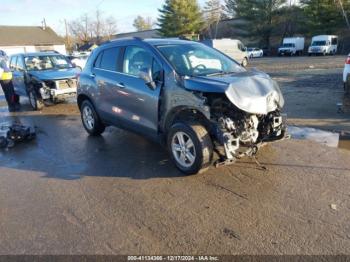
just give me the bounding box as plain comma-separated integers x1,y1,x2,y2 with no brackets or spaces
208,96,285,160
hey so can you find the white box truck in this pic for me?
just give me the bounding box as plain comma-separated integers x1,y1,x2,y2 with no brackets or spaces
278,37,305,56
308,35,338,56
201,39,249,67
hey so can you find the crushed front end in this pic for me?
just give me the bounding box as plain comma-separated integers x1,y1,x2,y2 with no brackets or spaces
207,95,287,165
209,95,287,164
33,78,78,102
182,69,288,166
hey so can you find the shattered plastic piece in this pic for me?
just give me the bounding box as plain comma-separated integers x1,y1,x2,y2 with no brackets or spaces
330,204,337,210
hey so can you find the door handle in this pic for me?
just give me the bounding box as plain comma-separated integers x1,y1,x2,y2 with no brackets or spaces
90,73,96,78
116,82,125,88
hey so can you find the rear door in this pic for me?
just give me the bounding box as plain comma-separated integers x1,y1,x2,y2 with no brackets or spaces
91,46,123,123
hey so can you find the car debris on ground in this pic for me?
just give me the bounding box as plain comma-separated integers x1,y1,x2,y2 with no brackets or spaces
0,123,36,149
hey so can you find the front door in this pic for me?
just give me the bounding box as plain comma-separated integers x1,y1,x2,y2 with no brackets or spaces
12,56,27,96
114,45,162,137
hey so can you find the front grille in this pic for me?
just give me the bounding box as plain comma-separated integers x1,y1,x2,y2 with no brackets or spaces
56,79,77,89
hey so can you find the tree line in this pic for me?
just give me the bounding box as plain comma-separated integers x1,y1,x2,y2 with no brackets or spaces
156,0,350,48
66,0,350,50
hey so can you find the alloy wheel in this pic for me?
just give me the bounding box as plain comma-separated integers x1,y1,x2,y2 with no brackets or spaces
82,106,95,130
171,131,196,168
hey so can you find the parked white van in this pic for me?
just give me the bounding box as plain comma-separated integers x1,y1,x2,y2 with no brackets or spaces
308,35,338,56
202,39,249,67
278,37,305,56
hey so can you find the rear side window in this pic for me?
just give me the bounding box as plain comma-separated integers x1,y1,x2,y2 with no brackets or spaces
94,52,103,68
98,47,120,71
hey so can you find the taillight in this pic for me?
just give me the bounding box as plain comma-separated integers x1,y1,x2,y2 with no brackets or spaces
346,56,350,64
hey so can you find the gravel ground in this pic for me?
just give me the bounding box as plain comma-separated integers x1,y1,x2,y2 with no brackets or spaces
248,55,346,72
0,56,349,255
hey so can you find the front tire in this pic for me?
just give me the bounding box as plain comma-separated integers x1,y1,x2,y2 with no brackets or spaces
80,100,105,136
28,89,44,111
167,122,213,175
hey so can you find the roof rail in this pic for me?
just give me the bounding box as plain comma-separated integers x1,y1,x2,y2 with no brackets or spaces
133,36,144,41
100,36,144,46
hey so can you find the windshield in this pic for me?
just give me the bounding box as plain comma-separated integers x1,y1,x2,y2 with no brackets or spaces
282,43,295,48
156,43,245,77
24,55,73,71
312,41,326,46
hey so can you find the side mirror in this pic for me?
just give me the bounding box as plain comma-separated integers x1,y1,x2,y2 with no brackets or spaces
139,67,156,90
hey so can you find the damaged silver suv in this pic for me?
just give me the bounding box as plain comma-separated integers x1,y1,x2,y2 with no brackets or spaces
77,38,286,174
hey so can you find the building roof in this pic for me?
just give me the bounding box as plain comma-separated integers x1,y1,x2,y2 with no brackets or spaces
0,26,64,46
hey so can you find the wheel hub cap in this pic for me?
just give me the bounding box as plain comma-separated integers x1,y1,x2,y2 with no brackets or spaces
171,131,196,168
83,106,94,130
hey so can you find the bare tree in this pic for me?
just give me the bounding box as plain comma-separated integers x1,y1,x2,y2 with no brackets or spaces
92,9,104,40
69,13,92,43
203,0,224,39
104,16,118,40
68,10,118,44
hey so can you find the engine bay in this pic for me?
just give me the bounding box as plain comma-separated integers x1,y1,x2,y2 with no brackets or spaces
205,94,286,161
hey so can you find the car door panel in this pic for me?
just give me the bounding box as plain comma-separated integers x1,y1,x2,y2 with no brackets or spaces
112,72,161,136
12,56,27,96
112,45,162,137
91,47,125,125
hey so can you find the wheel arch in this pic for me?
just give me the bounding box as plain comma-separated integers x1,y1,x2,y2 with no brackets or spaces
163,106,211,135
77,93,94,110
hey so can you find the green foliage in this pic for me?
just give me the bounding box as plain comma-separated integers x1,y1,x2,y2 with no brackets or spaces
302,0,350,34
158,0,204,37
133,16,154,31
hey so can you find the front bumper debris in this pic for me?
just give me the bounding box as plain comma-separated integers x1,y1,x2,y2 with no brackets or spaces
214,113,289,167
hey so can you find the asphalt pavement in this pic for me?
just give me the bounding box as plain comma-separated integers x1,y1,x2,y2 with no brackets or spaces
0,56,349,255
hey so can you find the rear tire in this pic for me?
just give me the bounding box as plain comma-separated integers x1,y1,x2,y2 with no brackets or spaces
80,100,105,136
167,122,213,175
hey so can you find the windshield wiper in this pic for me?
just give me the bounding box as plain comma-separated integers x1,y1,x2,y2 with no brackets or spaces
206,71,236,76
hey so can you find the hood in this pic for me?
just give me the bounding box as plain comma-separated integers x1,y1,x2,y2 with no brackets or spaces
28,68,79,81
183,69,284,115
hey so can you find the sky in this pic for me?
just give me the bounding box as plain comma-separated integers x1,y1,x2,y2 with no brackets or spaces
0,0,208,36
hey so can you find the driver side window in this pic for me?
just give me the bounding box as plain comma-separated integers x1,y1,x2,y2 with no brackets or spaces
16,56,25,71
9,56,17,70
123,46,153,77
